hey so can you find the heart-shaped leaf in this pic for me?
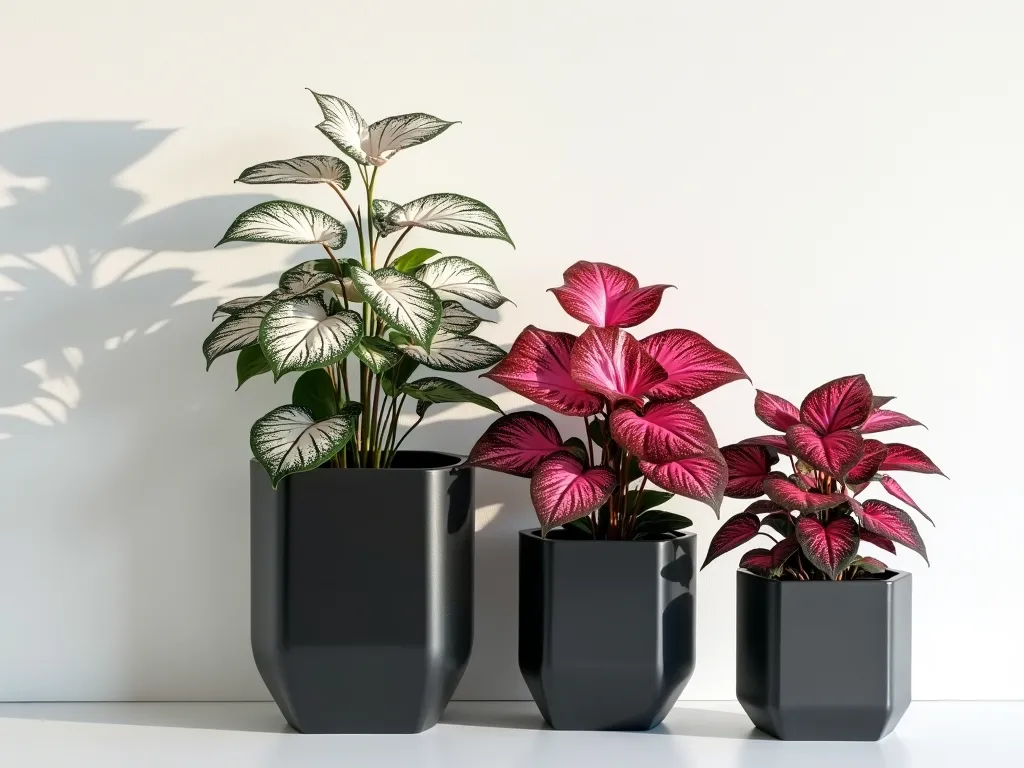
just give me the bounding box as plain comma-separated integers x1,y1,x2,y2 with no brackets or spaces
380,194,514,246
701,511,761,568
873,395,895,409
216,201,347,249
468,412,563,478
878,443,946,476
549,260,671,328
851,556,888,574
640,329,749,400
278,260,341,297
744,499,786,515
397,331,505,373
353,337,401,375
799,374,874,435
438,300,488,335
754,390,801,432
348,266,441,348
770,536,801,569
856,499,929,563
627,489,675,515
858,526,897,554
259,294,363,379
634,510,694,535
530,453,617,535
638,452,728,516
739,435,792,455
795,515,859,580
250,405,356,488
846,439,889,485
786,424,864,479
415,256,508,309
483,326,602,416
860,409,925,434
291,369,338,421
236,155,351,188
236,344,271,389
203,299,275,368
391,247,441,274
213,295,263,320
610,400,718,463
722,444,779,498
570,326,667,406
401,377,501,414
763,477,848,513
310,91,370,164
738,548,774,574
761,510,795,537
879,474,934,524
364,113,458,165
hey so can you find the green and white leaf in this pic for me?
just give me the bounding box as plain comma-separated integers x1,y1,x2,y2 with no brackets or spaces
381,356,419,397
391,248,440,274
259,294,363,379
203,300,275,368
236,345,271,389
371,199,403,237
347,266,442,348
310,91,370,165
415,256,508,309
236,155,351,189
251,405,356,487
380,194,513,246
397,330,505,373
353,336,401,375
439,300,488,334
402,377,502,414
213,295,262,320
364,113,457,165
279,260,341,297
292,369,338,421
217,201,347,250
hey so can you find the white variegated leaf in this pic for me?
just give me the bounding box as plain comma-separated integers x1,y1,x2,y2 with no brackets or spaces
415,256,508,309
251,405,355,487
365,114,457,164
217,201,347,249
402,377,502,414
439,300,488,334
353,337,401,375
236,155,351,189
203,300,275,368
310,91,370,165
381,194,513,246
279,260,340,297
259,294,363,378
398,331,505,373
212,295,262,320
348,266,442,348
371,199,403,237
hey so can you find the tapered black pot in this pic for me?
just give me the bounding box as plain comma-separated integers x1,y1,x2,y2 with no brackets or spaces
518,529,696,731
736,568,912,741
250,452,473,734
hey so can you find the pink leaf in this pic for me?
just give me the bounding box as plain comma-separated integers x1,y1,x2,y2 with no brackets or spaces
467,412,564,478
530,452,617,535
569,326,667,406
638,452,728,516
879,474,934,525
483,326,602,416
795,516,860,579
799,374,874,435
549,261,671,328
744,500,785,516
872,395,895,409
722,444,779,499
770,536,801,568
754,390,801,432
878,443,946,476
701,511,761,569
786,424,864,479
763,477,848,513
858,527,897,554
860,409,925,434
609,400,718,463
857,499,929,563
846,439,889,485
739,548,774,574
739,435,792,455
854,556,889,573
640,329,749,400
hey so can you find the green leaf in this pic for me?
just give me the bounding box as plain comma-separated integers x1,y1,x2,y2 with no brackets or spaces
236,345,271,389
628,489,675,515
250,405,356,488
391,248,440,273
258,294,363,379
561,437,589,463
438,300,488,335
347,266,442,349
415,257,508,309
216,201,347,249
415,399,433,418
626,455,643,484
371,199,403,237
396,331,505,373
279,260,340,297
635,510,694,535
850,555,887,575
381,356,419,396
401,377,502,414
236,155,351,189
381,194,514,246
587,416,608,446
203,299,275,369
561,517,595,539
292,369,338,421
353,337,401,375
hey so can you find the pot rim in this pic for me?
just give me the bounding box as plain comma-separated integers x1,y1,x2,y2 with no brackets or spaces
249,450,466,474
736,566,910,584
519,527,696,544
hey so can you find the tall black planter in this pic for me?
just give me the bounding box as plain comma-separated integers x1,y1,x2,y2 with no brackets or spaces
519,529,696,731
250,452,473,734
736,568,912,741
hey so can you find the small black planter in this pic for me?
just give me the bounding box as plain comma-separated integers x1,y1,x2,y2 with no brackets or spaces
250,452,473,734
518,529,696,731
736,568,912,741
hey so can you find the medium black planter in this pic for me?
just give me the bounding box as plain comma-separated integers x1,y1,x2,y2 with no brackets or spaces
519,529,696,731
736,568,912,741
250,452,473,734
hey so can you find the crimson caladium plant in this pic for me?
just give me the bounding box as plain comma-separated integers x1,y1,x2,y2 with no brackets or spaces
703,375,944,580
468,261,748,539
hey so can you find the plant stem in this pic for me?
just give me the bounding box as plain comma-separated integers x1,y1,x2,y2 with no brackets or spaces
366,168,378,270
383,227,412,268
321,244,343,278
583,417,595,465
328,182,364,262
392,411,424,455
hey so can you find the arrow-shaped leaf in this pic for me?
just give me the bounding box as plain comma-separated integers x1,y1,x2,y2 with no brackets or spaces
438,300,488,335
236,155,351,188
259,294,363,379
415,256,508,309
795,515,859,580
203,299,275,368
217,201,347,249
401,377,502,414
380,194,514,246
397,330,505,373
348,266,442,348
251,405,356,488
353,336,401,375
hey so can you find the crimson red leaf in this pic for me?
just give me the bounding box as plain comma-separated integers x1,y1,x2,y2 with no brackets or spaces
638,452,728,516
744,500,785,516
795,516,860,580
762,511,795,537
739,435,792,455
570,326,667,406
763,477,848,513
549,261,671,328
739,548,774,574
722,444,779,499
754,390,801,432
530,452,617,535
858,527,897,554
467,412,563,478
860,409,924,434
770,536,801,568
846,439,889,485
799,374,874,435
879,474,934,525
852,556,888,574
610,400,717,463
857,499,929,563
872,395,895,409
878,443,946,476
786,424,864,479
701,511,761,569
483,326,602,416
640,329,748,400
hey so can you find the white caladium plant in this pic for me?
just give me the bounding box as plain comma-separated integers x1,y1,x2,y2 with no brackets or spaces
205,90,513,486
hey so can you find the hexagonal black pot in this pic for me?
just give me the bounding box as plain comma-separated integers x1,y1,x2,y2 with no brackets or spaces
250,452,474,734
518,529,696,731
736,568,912,741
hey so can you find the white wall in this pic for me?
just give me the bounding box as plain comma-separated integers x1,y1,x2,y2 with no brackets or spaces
1,0,1021,702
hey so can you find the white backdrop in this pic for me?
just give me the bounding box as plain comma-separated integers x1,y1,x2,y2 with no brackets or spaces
1,1,1021,702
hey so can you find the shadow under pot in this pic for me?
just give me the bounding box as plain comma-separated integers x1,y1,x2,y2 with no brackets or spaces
249,452,474,734
518,529,696,731
736,568,912,741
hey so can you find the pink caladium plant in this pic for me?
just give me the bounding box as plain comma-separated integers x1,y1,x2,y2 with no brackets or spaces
703,375,944,580
468,261,748,539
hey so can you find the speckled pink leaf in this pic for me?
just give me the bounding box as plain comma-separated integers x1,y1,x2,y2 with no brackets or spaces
762,477,848,513
467,412,563,478
722,444,779,499
739,548,774,574
638,452,729,516
610,400,718,463
860,409,924,434
857,499,929,563
846,439,889,485
549,261,671,328
770,536,801,568
754,390,801,432
739,435,792,455
701,511,761,568
640,329,748,400
858,526,897,554
795,515,859,580
878,443,946,476
570,325,667,406
799,374,873,435
530,452,617,535
879,474,934,525
786,424,863,479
